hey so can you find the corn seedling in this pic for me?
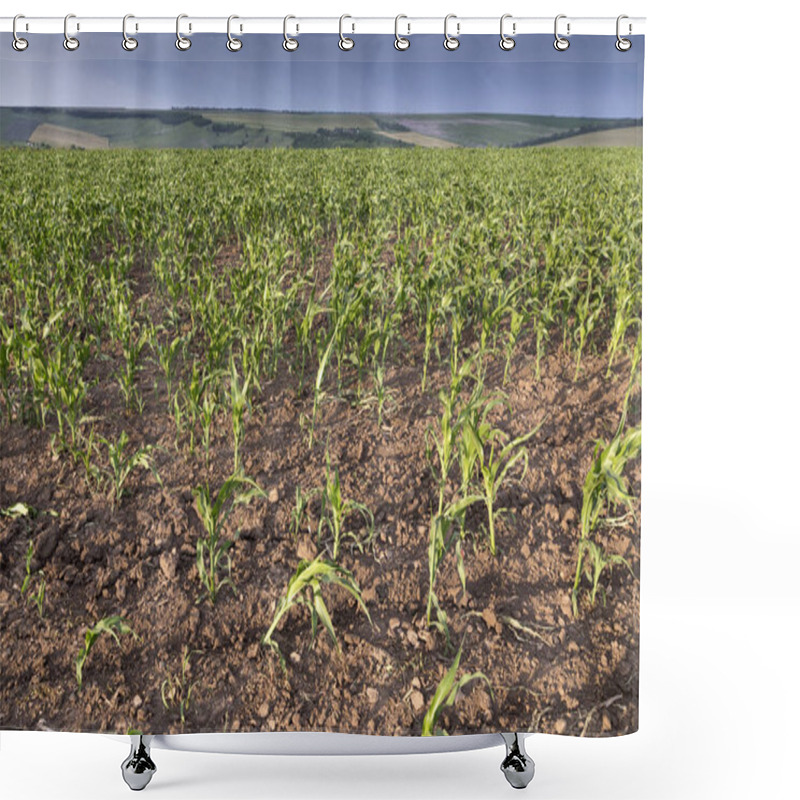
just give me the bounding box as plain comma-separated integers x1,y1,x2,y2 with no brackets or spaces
200,390,219,465
309,325,337,447
579,422,641,540
262,556,371,669
117,326,148,412
228,358,250,475
100,430,156,508
461,416,541,556
193,473,266,605
426,495,478,636
152,333,184,401
20,540,46,618
572,418,641,616
421,645,492,736
289,485,313,540
0,319,11,423
69,425,101,490
161,646,200,727
573,539,633,614
317,453,375,560
75,615,137,690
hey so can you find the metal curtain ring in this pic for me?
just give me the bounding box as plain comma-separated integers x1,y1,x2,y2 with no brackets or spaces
443,14,459,51
63,13,79,51
339,14,354,50
283,15,299,51
499,14,515,51
227,15,242,51
176,14,191,50
394,14,410,50
12,14,28,51
616,14,632,51
554,14,570,51
122,14,138,51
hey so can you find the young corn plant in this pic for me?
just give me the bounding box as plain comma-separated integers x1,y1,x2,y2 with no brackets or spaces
607,290,639,378
200,390,219,466
426,496,478,638
228,359,250,475
309,325,337,448
20,540,46,618
503,307,529,385
460,416,541,557
117,325,149,412
193,474,266,605
574,539,633,610
75,615,137,691
152,332,184,401
262,556,371,670
69,425,101,490
100,431,156,508
424,360,483,633
289,485,313,540
579,423,642,540
317,454,375,560
161,646,200,728
572,420,641,617
421,645,492,736
0,319,12,423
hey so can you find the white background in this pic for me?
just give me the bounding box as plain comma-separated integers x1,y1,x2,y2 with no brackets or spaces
2,1,799,798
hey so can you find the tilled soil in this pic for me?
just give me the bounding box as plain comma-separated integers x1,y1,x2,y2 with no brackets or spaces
0,328,639,738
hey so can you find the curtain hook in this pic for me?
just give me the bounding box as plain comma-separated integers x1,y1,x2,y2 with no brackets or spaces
499,14,515,51
554,14,570,51
12,14,29,52
122,14,138,51
394,14,410,51
339,14,354,50
283,15,299,51
443,13,460,51
227,15,242,51
616,14,632,51
63,13,79,51
176,14,191,51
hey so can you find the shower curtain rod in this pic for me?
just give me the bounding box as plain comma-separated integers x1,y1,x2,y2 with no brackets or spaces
0,16,645,37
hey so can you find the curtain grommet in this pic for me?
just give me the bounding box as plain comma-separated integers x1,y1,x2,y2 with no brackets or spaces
394,14,410,51
63,13,79,51
226,15,242,51
444,14,460,51
121,14,138,51
339,14,354,51
12,15,29,51
283,15,299,51
499,14,515,51
176,13,192,51
554,15,570,51
616,15,632,51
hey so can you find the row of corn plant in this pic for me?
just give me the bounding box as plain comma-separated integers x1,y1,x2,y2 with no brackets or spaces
571,411,641,616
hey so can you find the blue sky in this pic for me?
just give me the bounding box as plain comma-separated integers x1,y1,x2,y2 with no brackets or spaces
0,34,644,118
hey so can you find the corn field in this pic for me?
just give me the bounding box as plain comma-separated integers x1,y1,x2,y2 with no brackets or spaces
0,146,642,737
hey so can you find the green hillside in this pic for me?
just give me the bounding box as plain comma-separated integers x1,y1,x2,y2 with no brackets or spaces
0,107,642,150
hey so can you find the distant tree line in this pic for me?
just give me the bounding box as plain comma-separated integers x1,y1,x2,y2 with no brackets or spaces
373,117,412,132
291,128,412,149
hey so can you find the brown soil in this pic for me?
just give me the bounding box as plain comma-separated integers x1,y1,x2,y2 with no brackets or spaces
0,254,640,739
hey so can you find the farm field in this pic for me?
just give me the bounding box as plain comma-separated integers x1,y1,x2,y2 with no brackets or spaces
540,126,643,148
0,147,641,738
0,107,642,149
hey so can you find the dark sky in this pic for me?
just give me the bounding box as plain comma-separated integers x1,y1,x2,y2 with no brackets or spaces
0,34,644,118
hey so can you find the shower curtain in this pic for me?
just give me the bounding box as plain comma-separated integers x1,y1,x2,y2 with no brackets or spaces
0,25,644,739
